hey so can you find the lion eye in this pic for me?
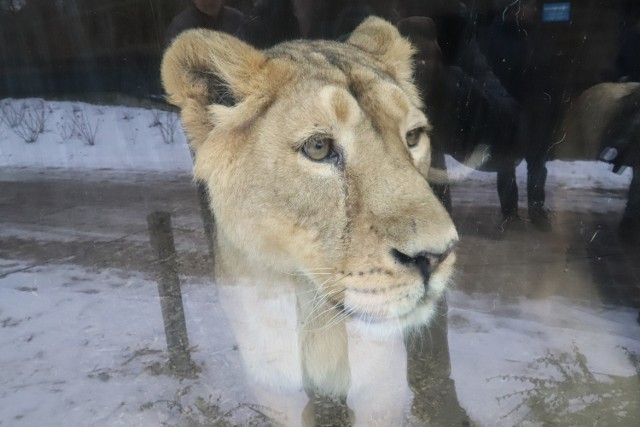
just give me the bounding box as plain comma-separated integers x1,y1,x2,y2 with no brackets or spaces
302,135,335,161
406,127,426,148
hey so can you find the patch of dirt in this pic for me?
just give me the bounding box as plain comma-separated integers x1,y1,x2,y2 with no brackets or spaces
0,236,211,277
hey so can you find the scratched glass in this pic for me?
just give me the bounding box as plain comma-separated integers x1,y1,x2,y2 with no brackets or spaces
1,1,639,426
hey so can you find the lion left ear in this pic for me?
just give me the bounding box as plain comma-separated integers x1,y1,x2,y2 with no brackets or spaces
162,29,267,109
161,29,276,149
346,17,415,84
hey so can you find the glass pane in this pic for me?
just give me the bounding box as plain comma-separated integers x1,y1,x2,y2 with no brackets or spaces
1,1,639,425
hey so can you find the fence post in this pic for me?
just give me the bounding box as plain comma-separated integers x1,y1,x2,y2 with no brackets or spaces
147,211,199,378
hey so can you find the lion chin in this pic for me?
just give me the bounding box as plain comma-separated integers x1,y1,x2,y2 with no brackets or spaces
162,15,458,426
339,300,438,337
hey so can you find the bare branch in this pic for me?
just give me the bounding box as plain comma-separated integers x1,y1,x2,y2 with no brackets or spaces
70,105,101,146
158,111,179,144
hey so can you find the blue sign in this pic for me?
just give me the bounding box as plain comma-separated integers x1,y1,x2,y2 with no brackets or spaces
542,2,571,22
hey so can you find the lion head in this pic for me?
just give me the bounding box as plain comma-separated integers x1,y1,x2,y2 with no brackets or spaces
162,17,458,333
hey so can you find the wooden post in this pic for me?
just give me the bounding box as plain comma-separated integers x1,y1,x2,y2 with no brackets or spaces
303,393,353,427
147,211,199,378
195,181,216,270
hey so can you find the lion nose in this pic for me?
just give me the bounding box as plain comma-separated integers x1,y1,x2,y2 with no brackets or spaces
390,243,456,286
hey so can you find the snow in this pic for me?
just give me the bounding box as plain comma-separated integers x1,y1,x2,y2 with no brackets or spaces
0,98,193,173
0,263,253,427
1,98,638,426
447,291,640,426
446,156,633,190
0,98,632,189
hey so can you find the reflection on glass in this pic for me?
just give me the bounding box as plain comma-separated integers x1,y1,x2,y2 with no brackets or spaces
0,1,639,426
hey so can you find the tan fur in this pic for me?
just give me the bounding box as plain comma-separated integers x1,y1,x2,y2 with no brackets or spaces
557,82,640,160
162,17,457,405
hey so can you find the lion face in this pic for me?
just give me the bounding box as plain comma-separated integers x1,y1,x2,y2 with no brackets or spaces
162,17,458,332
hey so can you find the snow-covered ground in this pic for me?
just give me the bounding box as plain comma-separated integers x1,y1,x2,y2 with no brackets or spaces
0,98,193,173
0,98,633,187
1,98,638,426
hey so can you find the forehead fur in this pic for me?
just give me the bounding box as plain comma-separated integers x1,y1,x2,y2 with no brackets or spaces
266,39,422,109
195,37,427,176
161,17,421,152
200,38,424,156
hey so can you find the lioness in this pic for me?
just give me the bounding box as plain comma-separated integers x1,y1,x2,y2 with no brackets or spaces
162,17,458,425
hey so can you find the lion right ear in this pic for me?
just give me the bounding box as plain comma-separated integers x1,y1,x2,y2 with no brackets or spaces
346,17,415,85
161,29,268,146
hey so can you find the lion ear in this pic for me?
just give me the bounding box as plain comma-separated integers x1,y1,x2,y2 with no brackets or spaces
346,17,415,84
161,29,268,146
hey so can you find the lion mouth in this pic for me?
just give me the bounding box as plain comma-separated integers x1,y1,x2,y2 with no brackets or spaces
319,254,454,328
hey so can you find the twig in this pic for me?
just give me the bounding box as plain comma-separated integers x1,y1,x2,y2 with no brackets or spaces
56,116,75,141
70,105,101,146
0,100,25,128
149,109,162,127
11,101,48,143
158,111,179,144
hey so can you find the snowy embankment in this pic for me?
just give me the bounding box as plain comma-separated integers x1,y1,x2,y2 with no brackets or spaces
0,98,193,173
0,97,633,189
1,98,638,426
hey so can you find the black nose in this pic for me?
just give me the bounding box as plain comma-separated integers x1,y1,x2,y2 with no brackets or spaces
391,244,455,286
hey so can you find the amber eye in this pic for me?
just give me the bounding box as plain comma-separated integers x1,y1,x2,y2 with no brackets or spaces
302,135,335,161
406,127,426,148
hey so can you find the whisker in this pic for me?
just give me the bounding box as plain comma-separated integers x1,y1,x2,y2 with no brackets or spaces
287,267,336,273
298,273,344,310
296,272,345,294
307,293,343,322
320,312,350,332
305,274,350,313
305,289,347,328
285,272,334,276
310,306,351,332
